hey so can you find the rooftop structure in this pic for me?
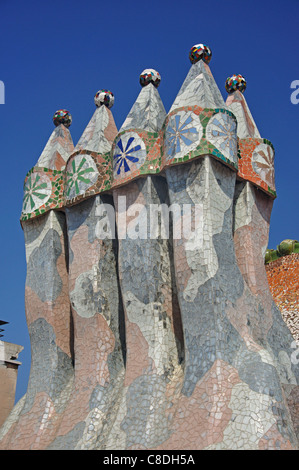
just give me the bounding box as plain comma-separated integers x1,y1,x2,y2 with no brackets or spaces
0,43,298,451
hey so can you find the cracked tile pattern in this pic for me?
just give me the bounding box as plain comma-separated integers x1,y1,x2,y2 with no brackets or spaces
1,45,298,450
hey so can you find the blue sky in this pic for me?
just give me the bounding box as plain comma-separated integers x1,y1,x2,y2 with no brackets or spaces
0,0,298,402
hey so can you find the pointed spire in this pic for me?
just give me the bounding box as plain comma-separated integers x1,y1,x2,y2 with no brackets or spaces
225,75,261,139
75,89,118,153
36,109,74,170
120,68,166,133
169,44,226,113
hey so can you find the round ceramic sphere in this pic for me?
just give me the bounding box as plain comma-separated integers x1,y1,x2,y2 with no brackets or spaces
277,239,298,257
265,249,274,264
139,69,161,88
53,109,72,128
225,74,247,94
265,248,280,264
94,89,114,108
189,44,212,65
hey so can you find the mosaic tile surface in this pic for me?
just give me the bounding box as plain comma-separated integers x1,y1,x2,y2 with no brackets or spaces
165,110,203,161
226,88,261,139
205,110,238,163
1,44,298,450
168,56,224,113
233,182,299,442
36,120,74,170
120,79,166,133
266,253,299,344
94,89,114,109
237,138,276,197
113,131,147,178
65,153,99,199
53,109,72,128
0,211,74,450
75,102,118,154
225,74,247,94
48,195,125,450
139,68,161,88
225,82,276,198
189,44,212,65
21,168,64,222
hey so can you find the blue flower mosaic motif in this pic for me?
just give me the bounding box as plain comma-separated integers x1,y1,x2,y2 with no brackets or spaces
206,112,238,163
165,112,200,160
113,134,146,176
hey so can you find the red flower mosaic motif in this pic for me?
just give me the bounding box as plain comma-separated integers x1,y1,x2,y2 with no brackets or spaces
252,143,275,189
238,138,276,198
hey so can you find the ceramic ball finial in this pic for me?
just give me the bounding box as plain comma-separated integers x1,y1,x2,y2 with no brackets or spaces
225,74,247,94
189,44,212,65
139,69,161,88
53,109,72,128
94,89,114,108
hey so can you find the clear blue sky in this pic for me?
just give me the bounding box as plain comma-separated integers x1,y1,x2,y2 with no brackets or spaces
0,0,298,403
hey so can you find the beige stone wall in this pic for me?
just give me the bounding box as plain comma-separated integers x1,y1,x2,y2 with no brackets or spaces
0,362,19,427
0,340,23,428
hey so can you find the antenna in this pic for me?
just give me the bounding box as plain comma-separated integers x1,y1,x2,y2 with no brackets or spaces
0,320,8,338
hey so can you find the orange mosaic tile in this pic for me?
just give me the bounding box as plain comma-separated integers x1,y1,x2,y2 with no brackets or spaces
266,253,299,343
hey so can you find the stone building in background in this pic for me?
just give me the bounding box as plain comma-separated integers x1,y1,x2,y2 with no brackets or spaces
0,44,298,450
0,325,23,428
